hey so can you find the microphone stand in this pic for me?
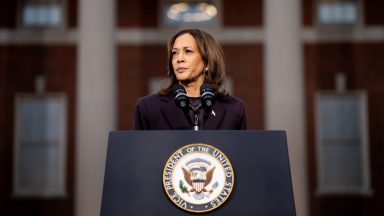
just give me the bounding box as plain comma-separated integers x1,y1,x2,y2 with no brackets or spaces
193,113,199,131
189,103,202,131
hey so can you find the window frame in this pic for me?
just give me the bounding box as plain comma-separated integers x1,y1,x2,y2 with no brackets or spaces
314,0,363,29
17,0,68,30
13,93,67,197
314,90,372,196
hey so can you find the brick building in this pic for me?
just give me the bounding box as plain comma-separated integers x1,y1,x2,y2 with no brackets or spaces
0,0,383,215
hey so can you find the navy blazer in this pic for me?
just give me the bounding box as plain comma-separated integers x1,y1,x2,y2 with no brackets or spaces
134,93,246,130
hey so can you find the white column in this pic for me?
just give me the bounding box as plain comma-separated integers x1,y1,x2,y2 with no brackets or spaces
76,0,116,215
264,1,308,216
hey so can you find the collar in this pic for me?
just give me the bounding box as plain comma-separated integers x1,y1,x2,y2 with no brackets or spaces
159,94,226,130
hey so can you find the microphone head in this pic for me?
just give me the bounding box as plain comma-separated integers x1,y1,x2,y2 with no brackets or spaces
200,83,215,108
173,84,189,108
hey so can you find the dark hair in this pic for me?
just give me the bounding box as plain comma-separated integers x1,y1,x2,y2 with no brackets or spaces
159,29,227,98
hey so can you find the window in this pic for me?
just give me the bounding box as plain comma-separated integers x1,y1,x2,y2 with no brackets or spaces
162,0,220,27
13,94,67,197
19,0,65,28
315,91,372,195
316,0,358,25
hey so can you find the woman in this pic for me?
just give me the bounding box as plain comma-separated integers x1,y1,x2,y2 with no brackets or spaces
134,29,246,130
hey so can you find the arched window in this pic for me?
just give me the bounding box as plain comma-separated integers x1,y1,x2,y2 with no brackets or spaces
162,0,221,27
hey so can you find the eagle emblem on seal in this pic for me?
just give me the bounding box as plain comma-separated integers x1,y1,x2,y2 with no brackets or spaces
180,158,218,200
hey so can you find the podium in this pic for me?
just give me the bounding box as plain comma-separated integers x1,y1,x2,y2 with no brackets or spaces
100,130,296,215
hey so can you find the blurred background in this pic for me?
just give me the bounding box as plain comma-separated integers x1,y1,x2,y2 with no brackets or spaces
0,0,383,215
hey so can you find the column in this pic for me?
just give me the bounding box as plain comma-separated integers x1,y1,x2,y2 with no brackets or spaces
76,0,116,215
264,0,308,215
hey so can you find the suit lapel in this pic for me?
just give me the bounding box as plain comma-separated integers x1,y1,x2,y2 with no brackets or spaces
159,95,191,129
204,101,226,130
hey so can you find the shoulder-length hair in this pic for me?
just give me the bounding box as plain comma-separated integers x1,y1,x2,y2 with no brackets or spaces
159,29,227,98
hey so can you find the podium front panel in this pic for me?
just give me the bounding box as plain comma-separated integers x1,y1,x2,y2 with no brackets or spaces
101,130,296,216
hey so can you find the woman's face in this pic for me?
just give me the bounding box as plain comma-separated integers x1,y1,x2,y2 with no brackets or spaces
172,33,205,86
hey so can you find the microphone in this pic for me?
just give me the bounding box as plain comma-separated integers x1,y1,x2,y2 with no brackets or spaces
200,83,215,109
173,84,189,109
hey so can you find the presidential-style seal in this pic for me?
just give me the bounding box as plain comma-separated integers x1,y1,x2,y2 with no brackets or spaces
163,143,234,213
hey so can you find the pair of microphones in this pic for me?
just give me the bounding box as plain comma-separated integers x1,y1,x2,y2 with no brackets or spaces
173,83,215,111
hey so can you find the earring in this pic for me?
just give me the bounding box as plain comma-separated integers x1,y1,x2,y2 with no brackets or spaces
204,67,208,74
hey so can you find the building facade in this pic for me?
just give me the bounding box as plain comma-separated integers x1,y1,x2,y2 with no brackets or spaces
0,0,383,215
